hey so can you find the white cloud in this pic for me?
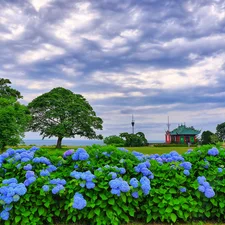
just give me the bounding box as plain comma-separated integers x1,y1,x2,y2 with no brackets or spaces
29,0,53,11
18,44,65,64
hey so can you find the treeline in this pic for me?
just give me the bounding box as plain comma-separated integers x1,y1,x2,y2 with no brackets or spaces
104,132,148,147
201,124,225,145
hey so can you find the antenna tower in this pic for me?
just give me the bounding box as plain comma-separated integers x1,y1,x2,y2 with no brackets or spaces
131,114,135,134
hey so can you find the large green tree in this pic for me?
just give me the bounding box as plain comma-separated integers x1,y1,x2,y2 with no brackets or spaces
216,122,225,142
0,78,31,150
28,87,103,148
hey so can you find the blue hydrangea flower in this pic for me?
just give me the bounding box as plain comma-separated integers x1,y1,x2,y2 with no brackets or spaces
47,165,57,172
109,172,117,179
23,164,32,171
40,169,50,177
42,185,49,192
0,210,9,220
180,162,192,170
119,168,126,174
179,187,186,193
73,192,87,210
86,181,95,189
111,189,121,196
183,170,190,176
198,185,205,193
132,192,139,198
25,171,35,179
204,188,215,198
208,147,219,156
197,176,206,185
52,185,64,194
63,149,74,158
130,178,139,188
218,168,223,173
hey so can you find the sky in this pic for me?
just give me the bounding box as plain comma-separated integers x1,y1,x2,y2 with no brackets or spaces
1,0,225,141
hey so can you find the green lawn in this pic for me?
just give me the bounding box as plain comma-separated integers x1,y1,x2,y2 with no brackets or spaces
8,145,193,155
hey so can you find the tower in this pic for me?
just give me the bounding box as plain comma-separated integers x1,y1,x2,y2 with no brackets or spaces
165,116,171,144
131,114,135,134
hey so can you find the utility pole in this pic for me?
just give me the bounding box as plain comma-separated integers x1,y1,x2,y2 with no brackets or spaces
131,114,135,134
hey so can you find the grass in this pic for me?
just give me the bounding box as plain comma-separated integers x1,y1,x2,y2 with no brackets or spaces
6,145,192,155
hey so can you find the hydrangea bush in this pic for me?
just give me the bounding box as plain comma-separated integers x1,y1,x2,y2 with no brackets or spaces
0,144,224,224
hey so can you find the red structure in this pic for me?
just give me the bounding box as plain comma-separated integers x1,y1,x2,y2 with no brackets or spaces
165,124,200,144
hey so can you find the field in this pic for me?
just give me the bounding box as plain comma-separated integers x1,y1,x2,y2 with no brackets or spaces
9,145,191,155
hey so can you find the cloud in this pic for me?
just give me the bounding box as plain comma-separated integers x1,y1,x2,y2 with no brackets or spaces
1,0,225,140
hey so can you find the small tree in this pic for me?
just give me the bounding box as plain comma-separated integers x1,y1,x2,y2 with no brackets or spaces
0,78,31,150
119,132,148,147
210,134,220,144
201,130,213,144
216,122,225,142
104,135,125,147
28,87,103,148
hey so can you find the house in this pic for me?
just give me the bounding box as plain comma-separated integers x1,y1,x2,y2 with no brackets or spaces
165,124,200,144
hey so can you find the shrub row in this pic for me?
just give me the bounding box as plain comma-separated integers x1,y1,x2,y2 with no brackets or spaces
0,144,224,224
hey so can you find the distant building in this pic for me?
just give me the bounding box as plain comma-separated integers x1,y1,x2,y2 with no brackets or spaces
165,124,200,144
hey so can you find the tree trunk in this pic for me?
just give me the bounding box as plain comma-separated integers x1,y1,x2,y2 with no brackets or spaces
56,137,63,149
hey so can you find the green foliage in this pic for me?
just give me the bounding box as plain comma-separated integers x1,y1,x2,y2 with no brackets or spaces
201,131,214,144
3,144,225,224
216,122,225,141
0,79,31,150
104,135,125,147
28,87,103,148
119,132,148,147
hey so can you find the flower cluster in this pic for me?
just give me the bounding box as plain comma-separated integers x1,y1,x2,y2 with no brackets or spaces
73,192,87,210
0,178,27,220
218,168,223,173
109,178,130,196
70,171,95,189
63,149,74,158
0,147,39,166
208,147,219,156
72,148,89,161
140,176,151,195
32,157,51,165
24,171,36,186
179,162,192,176
148,151,184,164
23,164,32,171
109,172,117,179
197,176,215,198
40,169,50,176
102,152,111,157
132,151,146,161
49,179,66,194
134,161,154,179
179,187,187,193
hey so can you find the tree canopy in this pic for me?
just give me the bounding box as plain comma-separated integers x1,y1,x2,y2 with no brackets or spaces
28,87,103,148
119,132,148,147
103,135,125,147
201,130,214,145
216,122,225,141
0,78,30,150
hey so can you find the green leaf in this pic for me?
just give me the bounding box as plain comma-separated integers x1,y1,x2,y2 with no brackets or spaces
15,216,21,223
171,213,177,223
121,194,126,203
38,207,44,216
95,208,100,216
100,193,107,200
108,198,115,205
